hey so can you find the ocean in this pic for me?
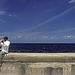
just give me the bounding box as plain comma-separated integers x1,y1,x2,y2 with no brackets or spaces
9,43,75,53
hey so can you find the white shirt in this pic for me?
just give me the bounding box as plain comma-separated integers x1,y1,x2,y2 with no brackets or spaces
0,40,10,53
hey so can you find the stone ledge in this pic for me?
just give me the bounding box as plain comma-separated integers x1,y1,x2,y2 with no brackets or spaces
3,53,75,63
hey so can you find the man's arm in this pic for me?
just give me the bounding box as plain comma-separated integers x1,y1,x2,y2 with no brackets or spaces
3,41,10,47
0,39,2,42
0,39,4,46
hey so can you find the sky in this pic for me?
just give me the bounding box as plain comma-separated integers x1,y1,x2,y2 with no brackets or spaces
0,0,75,43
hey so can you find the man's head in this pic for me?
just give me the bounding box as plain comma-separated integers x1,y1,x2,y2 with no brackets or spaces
3,36,8,41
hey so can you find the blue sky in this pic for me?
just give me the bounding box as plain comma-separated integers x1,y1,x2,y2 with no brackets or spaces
0,0,75,43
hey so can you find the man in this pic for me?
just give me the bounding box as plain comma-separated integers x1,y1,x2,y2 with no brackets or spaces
0,36,10,65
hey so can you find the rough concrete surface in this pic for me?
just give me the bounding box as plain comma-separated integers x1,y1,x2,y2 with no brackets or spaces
3,53,75,63
0,53,75,75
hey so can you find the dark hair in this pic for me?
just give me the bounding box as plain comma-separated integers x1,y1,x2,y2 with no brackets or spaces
4,36,8,40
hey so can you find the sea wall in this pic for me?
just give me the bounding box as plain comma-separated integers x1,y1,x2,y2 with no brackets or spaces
0,53,75,75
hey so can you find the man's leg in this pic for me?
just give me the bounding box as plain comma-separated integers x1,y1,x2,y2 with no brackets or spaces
0,52,5,65
0,52,2,65
0,51,3,72
0,52,7,72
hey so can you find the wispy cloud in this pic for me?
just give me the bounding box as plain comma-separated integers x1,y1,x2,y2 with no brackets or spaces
0,10,17,23
8,14,13,17
0,19,6,22
68,0,75,3
24,5,75,32
64,35,75,38
0,10,16,17
0,0,16,17
45,28,75,34
0,11,5,15
1,31,75,43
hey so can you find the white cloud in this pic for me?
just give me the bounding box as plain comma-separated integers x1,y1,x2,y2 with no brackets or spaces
23,5,75,32
7,14,17,17
0,11,5,15
8,14,13,17
43,36,49,40
64,35,75,39
45,28,75,34
0,10,16,17
69,0,75,3
18,36,22,38
1,31,75,43
42,36,57,40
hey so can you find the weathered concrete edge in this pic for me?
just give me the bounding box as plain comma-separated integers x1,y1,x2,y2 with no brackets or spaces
3,53,75,63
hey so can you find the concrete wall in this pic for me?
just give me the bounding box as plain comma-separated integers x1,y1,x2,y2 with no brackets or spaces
0,53,75,75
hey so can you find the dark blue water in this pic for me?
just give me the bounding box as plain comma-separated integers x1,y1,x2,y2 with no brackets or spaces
9,43,75,53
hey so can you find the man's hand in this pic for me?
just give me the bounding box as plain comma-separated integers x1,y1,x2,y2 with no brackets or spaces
0,39,4,43
1,40,4,43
